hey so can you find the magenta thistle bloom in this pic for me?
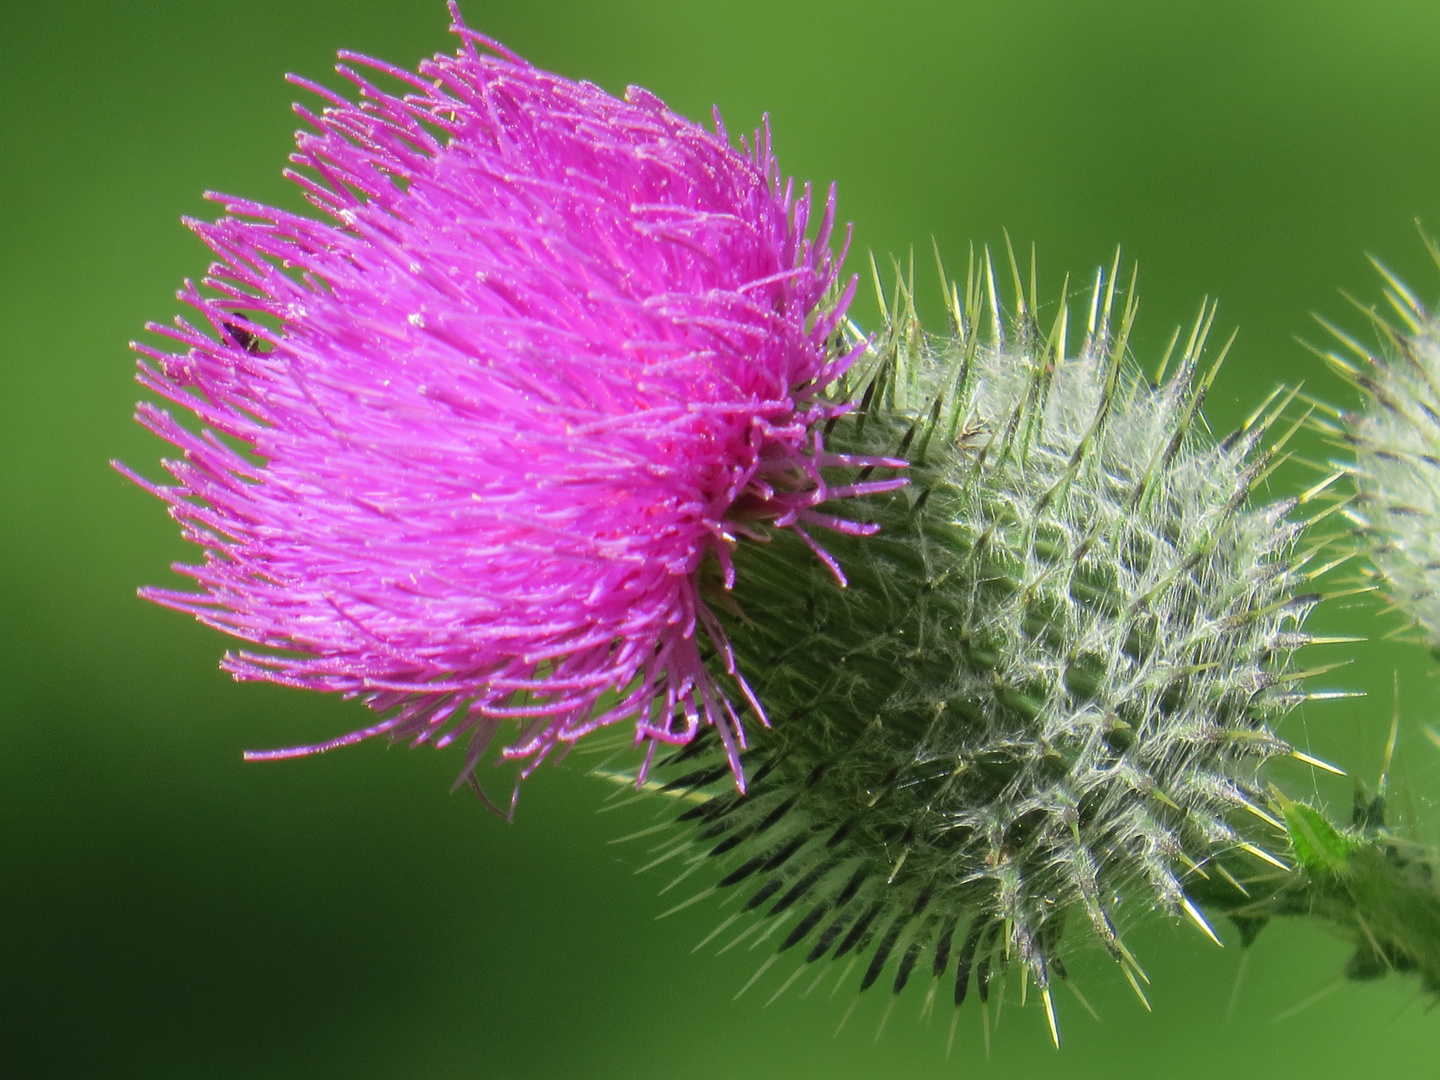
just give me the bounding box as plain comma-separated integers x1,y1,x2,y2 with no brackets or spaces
121,3,903,797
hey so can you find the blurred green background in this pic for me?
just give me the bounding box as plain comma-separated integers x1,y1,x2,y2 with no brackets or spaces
4,0,1440,1076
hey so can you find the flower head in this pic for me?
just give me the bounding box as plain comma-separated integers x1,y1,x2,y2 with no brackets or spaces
121,3,899,797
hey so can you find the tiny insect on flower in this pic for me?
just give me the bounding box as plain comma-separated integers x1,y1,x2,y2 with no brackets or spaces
118,1,904,805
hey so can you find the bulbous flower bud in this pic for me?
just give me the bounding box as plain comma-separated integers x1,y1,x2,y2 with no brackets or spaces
617,250,1344,1043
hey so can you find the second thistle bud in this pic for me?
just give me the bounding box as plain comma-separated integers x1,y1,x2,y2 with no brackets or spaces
1325,249,1440,649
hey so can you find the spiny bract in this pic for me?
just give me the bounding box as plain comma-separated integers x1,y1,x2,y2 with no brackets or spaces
1321,244,1440,650
605,248,1339,1043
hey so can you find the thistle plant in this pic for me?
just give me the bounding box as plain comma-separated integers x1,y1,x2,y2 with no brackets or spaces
122,0,1440,1049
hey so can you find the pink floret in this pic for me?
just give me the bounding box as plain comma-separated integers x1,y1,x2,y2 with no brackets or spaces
121,3,904,800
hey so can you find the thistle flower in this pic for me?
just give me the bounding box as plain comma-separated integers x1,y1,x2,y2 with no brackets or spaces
120,3,900,796
1321,244,1440,648
612,250,1347,1044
